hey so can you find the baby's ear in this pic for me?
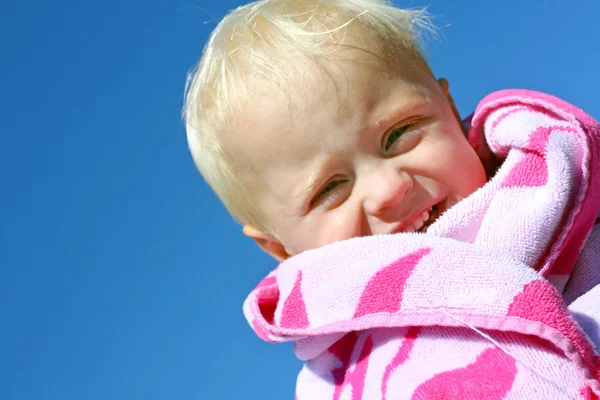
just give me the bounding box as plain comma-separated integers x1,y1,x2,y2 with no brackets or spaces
437,77,450,97
242,224,292,262
437,77,465,132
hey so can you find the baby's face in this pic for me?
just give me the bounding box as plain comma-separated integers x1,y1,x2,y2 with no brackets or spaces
232,53,487,260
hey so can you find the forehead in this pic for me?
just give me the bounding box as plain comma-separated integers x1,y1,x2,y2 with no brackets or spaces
224,55,430,161
222,61,362,181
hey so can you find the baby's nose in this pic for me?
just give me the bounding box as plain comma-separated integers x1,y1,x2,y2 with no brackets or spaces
364,169,413,217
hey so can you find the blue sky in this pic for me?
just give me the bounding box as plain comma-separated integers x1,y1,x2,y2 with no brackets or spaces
1,0,598,399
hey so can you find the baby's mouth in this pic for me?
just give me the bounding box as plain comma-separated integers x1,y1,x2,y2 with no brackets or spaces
403,203,440,233
419,203,440,232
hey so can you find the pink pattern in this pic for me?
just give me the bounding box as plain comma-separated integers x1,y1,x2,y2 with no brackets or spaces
412,348,517,399
508,280,566,323
490,106,531,131
252,319,270,341
331,334,374,400
280,271,309,329
354,248,431,318
329,333,358,392
508,280,600,377
255,275,277,289
381,326,420,399
500,151,548,188
527,126,554,153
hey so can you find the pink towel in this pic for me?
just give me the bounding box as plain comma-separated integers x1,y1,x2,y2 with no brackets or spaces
244,90,600,399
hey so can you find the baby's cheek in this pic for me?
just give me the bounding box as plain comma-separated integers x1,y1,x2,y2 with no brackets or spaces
321,225,355,247
454,149,487,195
296,211,360,252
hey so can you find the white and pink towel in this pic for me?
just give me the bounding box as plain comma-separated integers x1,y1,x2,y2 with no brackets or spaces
244,90,600,399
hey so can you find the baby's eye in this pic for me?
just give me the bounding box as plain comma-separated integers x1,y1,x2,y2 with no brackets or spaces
311,179,347,207
319,181,340,196
383,124,411,151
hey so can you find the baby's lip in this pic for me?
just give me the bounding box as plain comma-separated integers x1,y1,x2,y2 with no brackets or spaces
389,199,443,234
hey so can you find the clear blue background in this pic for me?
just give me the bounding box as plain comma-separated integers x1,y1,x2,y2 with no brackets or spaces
2,0,598,399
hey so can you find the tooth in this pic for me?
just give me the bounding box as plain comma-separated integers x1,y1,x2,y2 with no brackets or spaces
421,210,429,221
412,218,424,230
404,225,415,233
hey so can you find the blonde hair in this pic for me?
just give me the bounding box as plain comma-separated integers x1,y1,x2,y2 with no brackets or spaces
183,0,435,234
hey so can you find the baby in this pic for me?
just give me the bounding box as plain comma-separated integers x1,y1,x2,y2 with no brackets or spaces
184,0,600,398
183,0,487,261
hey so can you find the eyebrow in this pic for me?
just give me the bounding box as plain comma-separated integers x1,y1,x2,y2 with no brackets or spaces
298,167,323,206
373,97,431,131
